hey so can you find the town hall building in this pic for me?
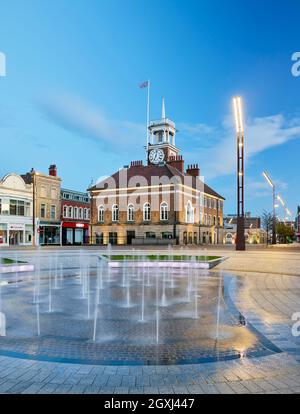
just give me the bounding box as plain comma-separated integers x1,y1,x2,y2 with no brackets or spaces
88,100,225,245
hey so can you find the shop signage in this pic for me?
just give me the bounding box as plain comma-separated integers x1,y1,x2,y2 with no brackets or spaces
62,222,88,229
9,224,23,231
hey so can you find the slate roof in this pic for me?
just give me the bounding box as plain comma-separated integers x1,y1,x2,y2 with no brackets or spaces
88,162,225,200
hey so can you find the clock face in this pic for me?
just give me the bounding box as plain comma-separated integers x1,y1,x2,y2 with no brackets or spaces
149,149,165,164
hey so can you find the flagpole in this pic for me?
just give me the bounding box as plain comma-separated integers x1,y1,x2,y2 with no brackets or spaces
146,79,150,151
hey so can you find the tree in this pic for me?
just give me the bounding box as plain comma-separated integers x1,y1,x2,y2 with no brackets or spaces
276,222,295,244
261,210,273,245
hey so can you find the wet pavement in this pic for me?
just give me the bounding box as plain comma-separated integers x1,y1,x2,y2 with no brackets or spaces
0,248,299,394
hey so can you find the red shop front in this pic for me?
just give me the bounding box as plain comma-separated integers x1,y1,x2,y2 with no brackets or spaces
61,222,89,245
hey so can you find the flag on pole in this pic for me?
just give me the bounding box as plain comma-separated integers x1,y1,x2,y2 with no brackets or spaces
139,80,149,89
139,79,151,155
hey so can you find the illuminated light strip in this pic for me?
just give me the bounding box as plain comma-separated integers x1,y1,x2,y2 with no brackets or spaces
108,261,210,269
277,195,285,206
262,171,274,188
233,96,244,134
0,264,34,274
286,208,292,216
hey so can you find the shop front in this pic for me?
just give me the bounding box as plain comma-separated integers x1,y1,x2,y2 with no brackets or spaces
0,222,34,246
38,221,61,245
62,222,89,245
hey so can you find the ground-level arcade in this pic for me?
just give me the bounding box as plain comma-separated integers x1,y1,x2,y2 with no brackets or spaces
91,224,224,246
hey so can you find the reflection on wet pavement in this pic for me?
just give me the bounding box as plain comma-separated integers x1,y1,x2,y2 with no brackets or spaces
0,263,281,365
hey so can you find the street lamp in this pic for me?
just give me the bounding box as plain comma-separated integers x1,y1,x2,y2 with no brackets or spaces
262,171,276,244
277,195,285,207
31,168,36,247
286,208,292,218
233,96,245,251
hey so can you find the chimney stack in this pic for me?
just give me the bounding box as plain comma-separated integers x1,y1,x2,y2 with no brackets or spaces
49,164,57,177
130,160,143,168
167,155,184,174
186,164,200,177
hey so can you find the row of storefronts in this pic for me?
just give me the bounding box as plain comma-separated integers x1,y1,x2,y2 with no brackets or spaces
0,221,90,247
0,168,91,247
37,222,89,246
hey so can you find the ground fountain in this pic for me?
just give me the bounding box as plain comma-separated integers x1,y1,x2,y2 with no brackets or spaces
0,248,281,366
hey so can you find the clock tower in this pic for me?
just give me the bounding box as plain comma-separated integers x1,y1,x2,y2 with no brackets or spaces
147,98,180,165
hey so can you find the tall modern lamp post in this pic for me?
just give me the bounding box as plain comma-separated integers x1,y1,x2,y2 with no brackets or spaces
233,96,245,251
31,168,36,247
285,208,292,218
262,171,276,244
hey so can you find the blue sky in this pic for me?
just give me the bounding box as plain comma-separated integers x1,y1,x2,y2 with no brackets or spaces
0,0,300,217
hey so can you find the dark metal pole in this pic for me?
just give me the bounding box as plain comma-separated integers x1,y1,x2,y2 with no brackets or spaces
90,191,93,245
173,185,177,244
216,200,219,244
236,129,245,251
272,186,276,244
32,169,36,247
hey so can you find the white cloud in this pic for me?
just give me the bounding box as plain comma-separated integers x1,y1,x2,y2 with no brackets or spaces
37,92,300,180
37,92,144,151
188,114,300,179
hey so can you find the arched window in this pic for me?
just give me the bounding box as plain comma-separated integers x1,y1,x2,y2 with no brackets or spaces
127,204,134,221
68,206,73,219
84,208,88,220
74,207,78,219
186,201,194,224
98,205,104,222
63,205,67,218
112,204,119,222
143,202,151,221
160,202,168,221
79,207,83,219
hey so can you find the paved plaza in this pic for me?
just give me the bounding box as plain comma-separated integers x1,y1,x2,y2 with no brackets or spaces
0,245,300,394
